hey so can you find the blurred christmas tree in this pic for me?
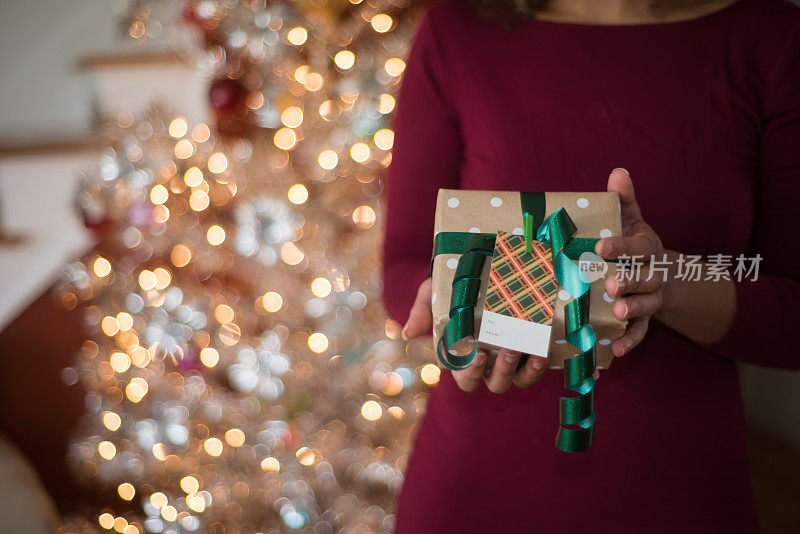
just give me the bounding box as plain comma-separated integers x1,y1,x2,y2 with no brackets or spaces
58,1,439,532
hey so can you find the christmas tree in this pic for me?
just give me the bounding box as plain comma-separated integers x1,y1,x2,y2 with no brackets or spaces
59,1,437,531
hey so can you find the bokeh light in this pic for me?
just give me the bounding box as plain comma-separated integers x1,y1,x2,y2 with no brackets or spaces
204,437,224,457
361,401,382,421
168,117,188,138
287,184,308,204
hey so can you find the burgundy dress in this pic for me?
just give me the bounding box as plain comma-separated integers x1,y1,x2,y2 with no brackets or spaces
382,0,800,532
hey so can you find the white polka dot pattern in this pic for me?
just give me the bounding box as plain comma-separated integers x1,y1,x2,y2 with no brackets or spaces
599,228,612,238
490,197,502,207
558,289,571,301
447,197,459,208
577,197,589,208
446,258,458,269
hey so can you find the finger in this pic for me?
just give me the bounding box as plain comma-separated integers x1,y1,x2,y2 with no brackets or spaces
513,355,547,388
484,349,521,394
595,232,660,260
612,316,650,357
593,370,600,381
613,292,662,321
606,267,663,297
452,350,487,392
402,278,433,340
606,168,641,222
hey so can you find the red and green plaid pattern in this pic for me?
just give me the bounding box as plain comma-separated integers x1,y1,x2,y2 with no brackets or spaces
483,231,558,324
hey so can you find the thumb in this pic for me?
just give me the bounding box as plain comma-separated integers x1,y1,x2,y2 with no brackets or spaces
402,279,433,340
607,167,640,221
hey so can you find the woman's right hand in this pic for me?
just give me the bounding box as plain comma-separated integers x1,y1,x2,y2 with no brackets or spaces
402,277,549,393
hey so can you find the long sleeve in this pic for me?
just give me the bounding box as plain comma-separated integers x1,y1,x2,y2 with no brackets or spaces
704,25,800,368
381,12,462,324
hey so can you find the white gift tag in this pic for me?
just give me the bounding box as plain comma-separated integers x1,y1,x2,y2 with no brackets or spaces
478,310,552,356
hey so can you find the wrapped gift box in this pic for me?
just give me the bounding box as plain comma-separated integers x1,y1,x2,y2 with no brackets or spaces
431,190,626,369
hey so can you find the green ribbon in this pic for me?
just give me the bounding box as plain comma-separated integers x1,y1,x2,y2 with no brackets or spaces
434,234,495,370
536,207,597,453
432,232,599,269
431,192,600,452
521,189,545,253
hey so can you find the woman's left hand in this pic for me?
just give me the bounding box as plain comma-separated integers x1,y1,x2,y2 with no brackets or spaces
595,168,664,357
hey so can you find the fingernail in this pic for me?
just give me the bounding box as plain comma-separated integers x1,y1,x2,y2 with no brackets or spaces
532,358,546,370
614,278,625,295
401,325,409,340
504,352,520,364
613,167,630,177
474,352,486,366
617,303,628,320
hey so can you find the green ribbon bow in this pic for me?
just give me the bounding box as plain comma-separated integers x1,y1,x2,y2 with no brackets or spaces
431,192,599,453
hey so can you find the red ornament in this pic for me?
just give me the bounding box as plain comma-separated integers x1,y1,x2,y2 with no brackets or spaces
181,3,199,24
209,77,252,133
80,211,113,235
209,78,247,113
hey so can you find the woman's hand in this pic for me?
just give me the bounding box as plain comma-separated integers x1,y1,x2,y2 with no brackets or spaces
403,278,549,393
596,168,664,357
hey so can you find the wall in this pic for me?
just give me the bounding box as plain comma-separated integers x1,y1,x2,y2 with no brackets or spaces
0,0,132,141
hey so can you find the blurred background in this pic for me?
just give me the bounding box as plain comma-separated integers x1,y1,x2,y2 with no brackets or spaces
0,0,798,533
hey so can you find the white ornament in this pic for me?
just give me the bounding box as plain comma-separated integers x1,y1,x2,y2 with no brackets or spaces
490,197,503,207
577,197,589,208
558,289,571,301
446,258,458,270
447,197,459,208
600,228,612,238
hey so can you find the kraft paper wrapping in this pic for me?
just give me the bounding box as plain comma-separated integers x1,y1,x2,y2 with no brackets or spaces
431,190,626,369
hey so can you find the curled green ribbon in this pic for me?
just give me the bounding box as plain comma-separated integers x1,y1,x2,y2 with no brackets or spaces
435,234,494,371
536,208,597,453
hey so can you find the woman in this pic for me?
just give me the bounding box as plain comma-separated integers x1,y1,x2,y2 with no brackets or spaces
382,0,800,532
